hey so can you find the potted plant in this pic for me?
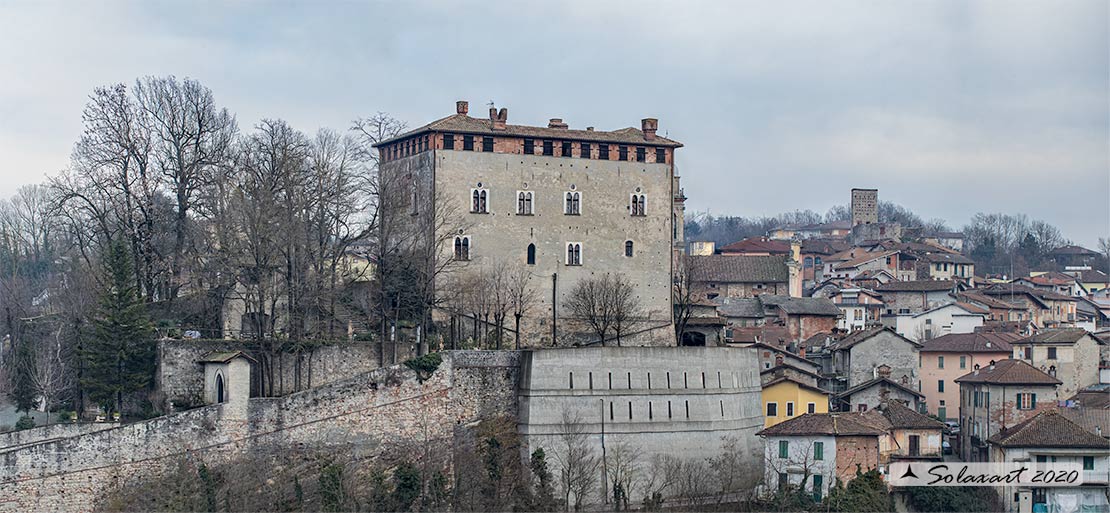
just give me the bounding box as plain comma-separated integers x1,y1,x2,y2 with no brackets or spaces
112,412,121,422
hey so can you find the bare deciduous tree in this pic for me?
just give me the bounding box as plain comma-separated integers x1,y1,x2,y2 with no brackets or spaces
552,408,600,511
565,273,643,346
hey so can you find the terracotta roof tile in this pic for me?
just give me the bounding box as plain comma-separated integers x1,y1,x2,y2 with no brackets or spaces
1018,328,1091,345
757,411,889,437
690,255,789,283
877,400,946,430
988,409,1109,448
954,359,1061,385
920,332,1021,353
875,280,956,292
375,113,683,147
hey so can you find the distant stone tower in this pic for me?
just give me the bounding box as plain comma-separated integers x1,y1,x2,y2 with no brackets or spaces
851,188,878,226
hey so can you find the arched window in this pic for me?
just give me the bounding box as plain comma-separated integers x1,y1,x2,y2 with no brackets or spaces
454,236,471,261
565,191,580,215
479,190,487,213
1048,365,1056,377
216,373,225,404
567,243,581,265
527,243,536,265
630,194,645,216
625,240,634,257
517,191,533,215
472,189,480,212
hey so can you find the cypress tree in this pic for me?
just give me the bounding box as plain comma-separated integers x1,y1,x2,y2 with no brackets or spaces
9,337,37,414
80,239,155,415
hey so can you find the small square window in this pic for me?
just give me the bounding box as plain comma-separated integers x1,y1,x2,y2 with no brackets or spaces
523,139,534,154
561,141,572,157
636,147,646,162
655,147,666,163
618,145,629,161
599,144,610,160
767,402,778,417
482,136,494,152
462,135,474,151
543,140,554,156
443,133,455,150
580,143,591,158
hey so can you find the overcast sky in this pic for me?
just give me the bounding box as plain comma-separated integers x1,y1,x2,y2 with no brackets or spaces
1,1,1107,247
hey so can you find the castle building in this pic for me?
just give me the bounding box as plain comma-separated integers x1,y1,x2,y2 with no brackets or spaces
374,101,684,346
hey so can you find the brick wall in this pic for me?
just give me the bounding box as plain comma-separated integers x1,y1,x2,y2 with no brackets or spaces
834,435,879,483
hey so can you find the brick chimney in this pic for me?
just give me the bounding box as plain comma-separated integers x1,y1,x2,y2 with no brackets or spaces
456,100,468,115
641,118,658,141
490,107,507,130
548,118,568,129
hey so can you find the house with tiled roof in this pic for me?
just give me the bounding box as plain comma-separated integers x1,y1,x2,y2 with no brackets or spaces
919,332,1020,421
815,327,921,395
717,236,792,256
757,411,888,501
981,285,1078,328
1012,328,1101,398
873,400,946,461
825,249,916,282
881,302,987,343
987,409,1110,513
917,251,976,282
957,290,1027,322
832,362,925,413
761,374,831,428
1047,245,1102,268
1065,268,1110,294
955,359,1061,461
875,280,959,315
1017,271,1083,297
689,255,792,299
827,288,884,331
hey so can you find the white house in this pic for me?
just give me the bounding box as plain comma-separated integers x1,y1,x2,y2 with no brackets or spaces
882,302,986,343
987,409,1109,513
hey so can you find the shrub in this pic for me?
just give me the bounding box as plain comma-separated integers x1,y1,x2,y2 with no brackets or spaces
15,415,36,430
403,352,442,381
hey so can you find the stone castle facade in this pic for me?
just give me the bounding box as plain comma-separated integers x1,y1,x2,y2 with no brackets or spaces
376,101,685,346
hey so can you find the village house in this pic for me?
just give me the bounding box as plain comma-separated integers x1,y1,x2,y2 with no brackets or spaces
678,299,728,346
981,285,1077,328
917,251,976,282
798,238,851,286
768,221,853,241
919,332,1021,420
830,327,921,389
758,296,842,342
834,365,925,413
957,290,1028,322
922,231,966,253
757,412,887,502
987,409,1110,513
882,302,987,342
824,249,916,282
828,288,884,331
761,373,831,427
1066,268,1110,294
375,100,684,347
875,280,958,315
689,254,794,299
1047,245,1103,268
717,236,792,256
955,359,1060,461
1016,271,1083,297
744,342,821,374
873,400,946,461
1011,328,1101,399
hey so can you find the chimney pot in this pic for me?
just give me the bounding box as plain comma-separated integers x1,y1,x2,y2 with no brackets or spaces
548,118,568,129
641,118,658,141
456,101,468,115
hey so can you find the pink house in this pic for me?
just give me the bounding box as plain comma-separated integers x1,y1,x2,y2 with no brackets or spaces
919,332,1020,420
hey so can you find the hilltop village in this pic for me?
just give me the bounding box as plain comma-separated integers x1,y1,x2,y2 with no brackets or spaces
1,100,1108,512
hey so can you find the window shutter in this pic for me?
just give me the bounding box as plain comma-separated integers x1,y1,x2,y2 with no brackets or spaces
1031,394,1036,409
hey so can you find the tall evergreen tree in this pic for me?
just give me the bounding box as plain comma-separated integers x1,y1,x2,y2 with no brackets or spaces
9,337,37,414
80,239,155,415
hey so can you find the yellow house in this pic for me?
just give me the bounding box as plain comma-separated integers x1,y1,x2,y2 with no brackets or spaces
762,376,830,427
